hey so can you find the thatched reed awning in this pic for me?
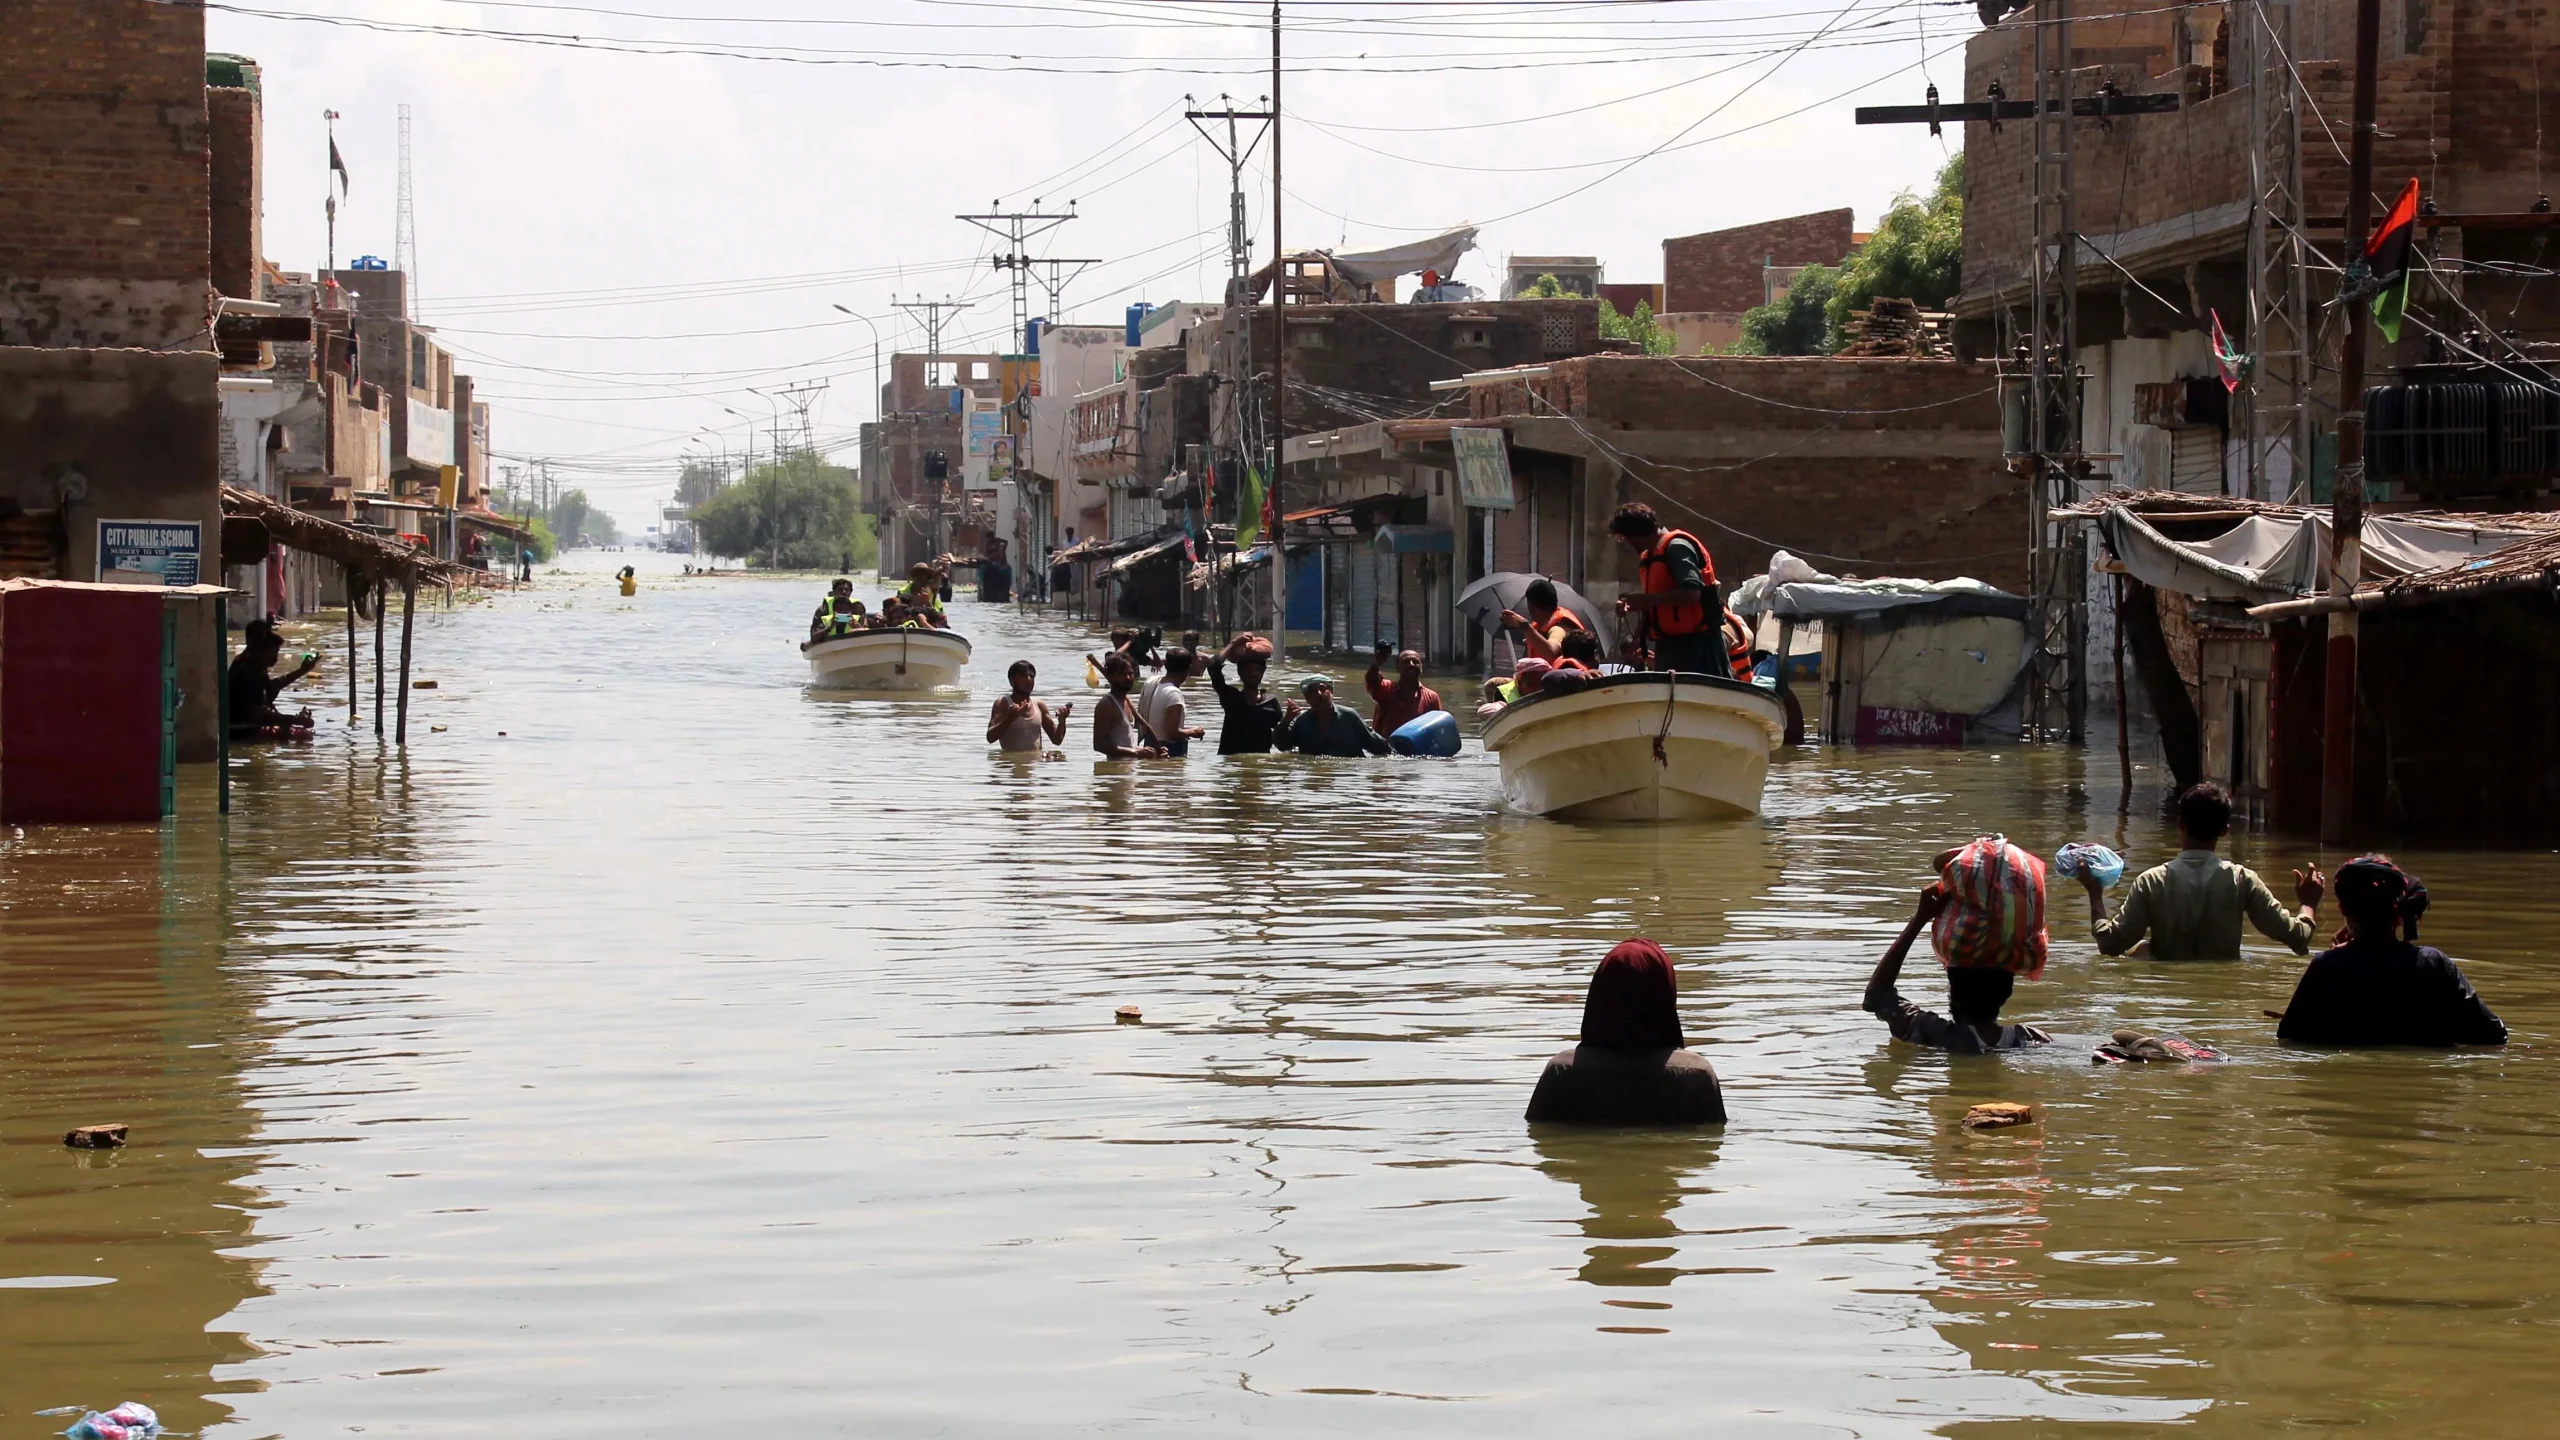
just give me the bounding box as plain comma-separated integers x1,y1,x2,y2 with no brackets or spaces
221,485,457,587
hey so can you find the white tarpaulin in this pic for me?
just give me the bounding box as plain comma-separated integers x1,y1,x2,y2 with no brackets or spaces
1731,572,2021,619
1323,228,1479,286
2096,507,2537,602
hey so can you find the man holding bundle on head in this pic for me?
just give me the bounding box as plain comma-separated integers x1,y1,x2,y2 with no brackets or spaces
1863,836,2055,1053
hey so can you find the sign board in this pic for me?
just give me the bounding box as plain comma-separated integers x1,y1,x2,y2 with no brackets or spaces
987,434,1015,484
1450,426,1515,510
97,519,203,586
437,464,460,509
405,399,455,468
966,408,1001,459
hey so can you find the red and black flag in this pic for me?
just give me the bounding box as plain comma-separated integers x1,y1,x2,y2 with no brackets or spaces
2366,178,2420,343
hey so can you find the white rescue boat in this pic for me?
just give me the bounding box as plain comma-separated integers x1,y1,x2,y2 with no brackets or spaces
1479,672,1784,821
803,628,972,690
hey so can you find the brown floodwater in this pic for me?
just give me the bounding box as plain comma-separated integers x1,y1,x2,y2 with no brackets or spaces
4,552,2554,1437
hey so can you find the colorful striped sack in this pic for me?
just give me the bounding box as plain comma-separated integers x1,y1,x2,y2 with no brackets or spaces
1931,835,2049,980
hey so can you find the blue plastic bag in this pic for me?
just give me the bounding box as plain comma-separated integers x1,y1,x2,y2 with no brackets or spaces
1389,709,1461,757
2053,842,2125,888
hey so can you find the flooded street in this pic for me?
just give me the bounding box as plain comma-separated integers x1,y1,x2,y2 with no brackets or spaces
6,554,2556,1437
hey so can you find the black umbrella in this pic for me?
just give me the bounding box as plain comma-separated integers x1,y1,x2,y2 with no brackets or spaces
1454,571,1615,652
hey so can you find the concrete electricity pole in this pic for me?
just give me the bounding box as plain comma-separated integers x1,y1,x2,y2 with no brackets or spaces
956,204,1082,345
2321,0,2384,844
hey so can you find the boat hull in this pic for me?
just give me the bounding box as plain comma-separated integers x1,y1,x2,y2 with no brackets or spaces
803,630,972,689
1479,673,1783,821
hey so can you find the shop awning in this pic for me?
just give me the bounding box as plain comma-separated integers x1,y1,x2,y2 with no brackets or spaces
221,485,455,586
1107,534,1188,576
456,510,534,541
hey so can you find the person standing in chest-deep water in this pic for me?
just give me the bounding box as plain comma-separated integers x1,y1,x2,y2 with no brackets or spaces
1363,642,1444,736
986,659,1070,754
1863,839,2056,1053
1137,648,1206,758
1091,652,1166,760
2084,782,2324,962
2276,855,2508,1047
1277,676,1393,757
1526,939,1726,1125
1208,633,1285,754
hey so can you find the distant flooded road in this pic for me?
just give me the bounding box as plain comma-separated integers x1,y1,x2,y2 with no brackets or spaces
6,552,2555,1437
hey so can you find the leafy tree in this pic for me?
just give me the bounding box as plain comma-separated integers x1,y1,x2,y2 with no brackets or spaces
674,460,726,509
691,454,878,570
1826,151,1965,340
1523,274,1672,355
553,489,594,548
1734,263,1843,355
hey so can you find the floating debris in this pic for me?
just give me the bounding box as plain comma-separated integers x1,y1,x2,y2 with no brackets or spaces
63,1124,127,1149
1961,1103,2035,1131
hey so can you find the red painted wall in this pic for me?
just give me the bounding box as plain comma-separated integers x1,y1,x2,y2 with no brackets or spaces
1,586,167,824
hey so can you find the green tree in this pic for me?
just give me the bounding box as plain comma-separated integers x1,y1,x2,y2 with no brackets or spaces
1523,274,1672,355
691,454,878,570
674,460,726,509
1825,151,1965,340
1734,263,1843,355
552,489,593,548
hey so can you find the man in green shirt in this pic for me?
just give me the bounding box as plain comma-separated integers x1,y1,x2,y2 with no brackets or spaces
2080,782,2325,961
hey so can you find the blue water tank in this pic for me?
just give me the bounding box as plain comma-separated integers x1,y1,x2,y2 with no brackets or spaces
1390,710,1462,758
1125,303,1148,347
1025,318,1045,356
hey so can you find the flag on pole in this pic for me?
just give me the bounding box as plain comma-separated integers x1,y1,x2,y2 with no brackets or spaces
330,137,350,195
1237,464,1265,548
2366,177,2420,343
2210,309,2244,392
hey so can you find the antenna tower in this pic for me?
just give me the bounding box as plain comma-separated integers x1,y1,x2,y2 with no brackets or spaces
893,296,975,376
777,380,830,457
395,104,418,314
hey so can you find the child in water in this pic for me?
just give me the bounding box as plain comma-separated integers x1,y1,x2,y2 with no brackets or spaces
1863,838,2055,1053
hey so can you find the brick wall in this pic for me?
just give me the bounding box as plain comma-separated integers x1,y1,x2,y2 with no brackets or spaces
1279,298,1601,433
0,346,224,757
1662,210,1856,315
1473,356,2026,594
208,85,259,300
0,0,210,347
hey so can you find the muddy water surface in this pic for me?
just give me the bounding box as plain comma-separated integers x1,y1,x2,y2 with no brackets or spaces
4,553,2555,1437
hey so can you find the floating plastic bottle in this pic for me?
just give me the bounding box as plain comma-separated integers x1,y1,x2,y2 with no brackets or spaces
2053,842,2126,888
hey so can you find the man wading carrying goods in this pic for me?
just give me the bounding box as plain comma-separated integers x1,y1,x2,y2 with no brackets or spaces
1607,503,1723,674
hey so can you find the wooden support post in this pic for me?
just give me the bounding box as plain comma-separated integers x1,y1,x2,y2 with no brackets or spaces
2113,573,2131,811
215,599,230,815
373,583,385,738
1773,618,1804,747
395,581,416,746
345,568,359,722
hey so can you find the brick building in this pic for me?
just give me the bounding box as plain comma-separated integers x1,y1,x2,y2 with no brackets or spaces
860,350,1001,574
0,0,226,758
1660,209,1858,354
1464,355,2021,598
1954,0,2560,500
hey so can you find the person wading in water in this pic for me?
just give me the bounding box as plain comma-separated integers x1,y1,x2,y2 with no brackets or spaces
1526,939,1727,1125
2276,855,2508,1047
987,660,1071,754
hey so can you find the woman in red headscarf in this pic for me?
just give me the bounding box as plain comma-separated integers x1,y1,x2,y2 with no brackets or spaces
1526,939,1726,1125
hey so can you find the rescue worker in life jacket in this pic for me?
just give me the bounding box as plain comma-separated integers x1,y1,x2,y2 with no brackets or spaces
811,577,860,642
1606,503,1725,675
1498,576,1590,662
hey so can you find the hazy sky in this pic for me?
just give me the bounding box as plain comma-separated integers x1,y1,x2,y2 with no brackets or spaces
215,0,1969,531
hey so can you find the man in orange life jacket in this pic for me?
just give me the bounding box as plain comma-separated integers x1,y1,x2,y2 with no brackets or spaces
1607,503,1728,676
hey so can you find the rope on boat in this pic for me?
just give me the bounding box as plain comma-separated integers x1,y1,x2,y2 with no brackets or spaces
1652,679,1675,767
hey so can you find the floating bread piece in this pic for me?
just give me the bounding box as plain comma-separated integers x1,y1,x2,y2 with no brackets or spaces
1962,1102,2036,1131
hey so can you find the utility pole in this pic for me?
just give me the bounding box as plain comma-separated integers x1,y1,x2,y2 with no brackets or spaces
777,379,829,458
1269,0,1288,658
2243,0,2313,502
1186,93,1275,640
2026,0,2086,749
956,203,1080,344
1025,258,1105,327
2321,0,2384,845
893,296,974,379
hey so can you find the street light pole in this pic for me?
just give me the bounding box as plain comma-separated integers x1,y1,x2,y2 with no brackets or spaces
831,304,885,426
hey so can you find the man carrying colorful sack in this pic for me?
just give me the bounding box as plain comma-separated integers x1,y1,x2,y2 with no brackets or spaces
1862,836,2055,1053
